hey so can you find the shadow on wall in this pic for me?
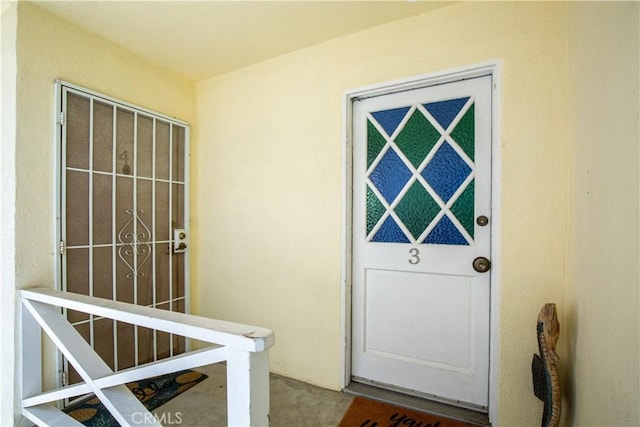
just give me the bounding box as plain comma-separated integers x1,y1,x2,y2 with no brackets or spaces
560,303,577,427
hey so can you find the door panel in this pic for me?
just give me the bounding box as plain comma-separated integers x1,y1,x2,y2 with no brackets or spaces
351,75,492,409
365,269,473,369
58,84,189,388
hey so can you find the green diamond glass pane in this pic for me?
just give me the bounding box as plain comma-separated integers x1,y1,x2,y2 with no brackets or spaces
366,185,386,236
450,180,474,238
394,181,440,240
367,119,387,169
395,110,441,168
451,103,474,160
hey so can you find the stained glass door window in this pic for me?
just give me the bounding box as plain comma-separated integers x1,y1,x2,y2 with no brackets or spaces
366,97,475,245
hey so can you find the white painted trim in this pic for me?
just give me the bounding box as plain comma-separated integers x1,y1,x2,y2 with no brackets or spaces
487,60,503,427
21,288,274,426
54,80,189,126
183,124,192,352
22,346,225,407
21,288,274,352
344,60,501,101
21,301,42,400
53,80,65,394
23,299,162,426
340,84,354,389
341,60,502,424
22,405,85,427
226,349,270,427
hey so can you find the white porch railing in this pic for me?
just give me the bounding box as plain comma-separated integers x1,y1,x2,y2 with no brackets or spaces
20,287,275,427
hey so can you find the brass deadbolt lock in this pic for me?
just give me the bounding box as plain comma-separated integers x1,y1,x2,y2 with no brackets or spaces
476,215,489,226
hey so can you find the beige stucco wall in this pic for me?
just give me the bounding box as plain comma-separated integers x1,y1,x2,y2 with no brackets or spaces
565,2,640,426
196,2,568,424
7,2,195,423
6,1,638,425
14,0,196,299
1,3,19,426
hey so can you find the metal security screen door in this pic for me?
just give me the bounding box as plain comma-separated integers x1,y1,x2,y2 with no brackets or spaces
56,82,190,387
350,74,493,410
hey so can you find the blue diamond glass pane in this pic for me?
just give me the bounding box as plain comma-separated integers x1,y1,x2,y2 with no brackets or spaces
424,215,468,245
421,142,471,203
372,216,410,243
369,148,412,204
371,107,411,137
423,97,469,131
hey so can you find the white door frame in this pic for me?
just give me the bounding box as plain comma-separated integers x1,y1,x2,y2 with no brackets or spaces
341,60,502,424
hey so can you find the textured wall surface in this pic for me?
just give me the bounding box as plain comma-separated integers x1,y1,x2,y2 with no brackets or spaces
1,3,18,426
566,3,640,426
7,2,638,426
8,3,195,423
196,3,569,424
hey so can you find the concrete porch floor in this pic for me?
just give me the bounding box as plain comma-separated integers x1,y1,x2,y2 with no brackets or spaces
155,363,354,426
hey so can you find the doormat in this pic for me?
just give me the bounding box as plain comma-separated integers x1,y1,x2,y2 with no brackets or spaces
63,369,208,426
339,397,480,427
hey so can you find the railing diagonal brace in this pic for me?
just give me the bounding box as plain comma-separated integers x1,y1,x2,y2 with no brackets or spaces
22,345,227,408
22,404,85,427
22,299,160,427
20,288,275,426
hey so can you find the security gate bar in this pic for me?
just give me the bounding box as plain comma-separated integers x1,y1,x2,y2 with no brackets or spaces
57,81,190,386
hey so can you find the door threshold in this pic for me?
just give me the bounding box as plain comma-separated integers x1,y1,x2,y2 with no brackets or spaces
344,381,491,426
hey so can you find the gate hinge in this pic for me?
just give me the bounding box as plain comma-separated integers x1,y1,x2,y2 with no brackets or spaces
59,240,65,255
58,111,65,126
61,370,68,386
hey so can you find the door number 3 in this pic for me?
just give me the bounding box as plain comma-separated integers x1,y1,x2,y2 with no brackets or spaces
408,248,420,264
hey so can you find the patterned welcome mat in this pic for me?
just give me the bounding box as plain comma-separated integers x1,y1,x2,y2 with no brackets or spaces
339,397,480,427
63,369,208,426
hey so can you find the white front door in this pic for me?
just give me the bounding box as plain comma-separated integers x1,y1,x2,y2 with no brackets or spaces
351,75,492,409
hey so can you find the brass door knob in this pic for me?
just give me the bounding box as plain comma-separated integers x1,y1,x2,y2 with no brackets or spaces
473,256,491,273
